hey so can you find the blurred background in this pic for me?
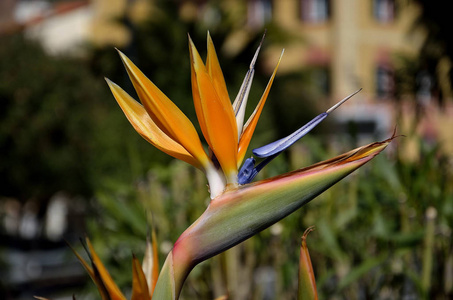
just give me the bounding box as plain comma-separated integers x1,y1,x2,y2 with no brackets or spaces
0,0,452,299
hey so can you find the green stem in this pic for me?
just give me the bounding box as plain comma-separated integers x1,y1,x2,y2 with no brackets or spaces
152,248,193,299
421,206,437,297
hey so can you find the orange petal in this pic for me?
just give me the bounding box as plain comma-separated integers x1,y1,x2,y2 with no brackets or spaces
131,255,151,300
206,32,231,109
189,37,238,183
117,50,210,167
237,51,283,166
106,78,202,169
189,40,209,143
86,238,127,300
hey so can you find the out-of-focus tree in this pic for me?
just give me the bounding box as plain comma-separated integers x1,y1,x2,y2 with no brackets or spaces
0,34,163,203
410,0,453,104
0,34,96,201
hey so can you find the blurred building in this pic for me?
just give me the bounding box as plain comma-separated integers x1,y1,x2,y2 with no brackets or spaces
170,0,424,140
1,0,423,95
2,0,449,160
0,0,151,55
268,0,424,140
270,0,422,98
3,0,449,148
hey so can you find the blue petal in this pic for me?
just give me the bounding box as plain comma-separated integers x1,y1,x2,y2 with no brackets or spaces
238,157,258,184
252,89,362,158
238,89,362,185
253,113,328,158
238,155,278,184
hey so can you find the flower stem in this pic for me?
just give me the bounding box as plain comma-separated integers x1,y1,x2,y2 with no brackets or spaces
152,248,194,300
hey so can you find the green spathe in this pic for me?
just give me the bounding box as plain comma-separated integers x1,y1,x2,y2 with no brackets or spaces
153,136,393,299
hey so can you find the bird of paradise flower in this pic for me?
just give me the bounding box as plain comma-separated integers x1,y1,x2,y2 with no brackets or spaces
68,33,394,300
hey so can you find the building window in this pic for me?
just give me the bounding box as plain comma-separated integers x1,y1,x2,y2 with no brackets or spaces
373,0,395,23
375,65,394,98
300,0,329,24
247,0,272,29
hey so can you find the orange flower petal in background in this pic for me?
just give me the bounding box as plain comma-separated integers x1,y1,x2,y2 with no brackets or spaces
117,50,210,168
68,243,111,300
131,254,151,300
86,238,127,300
105,79,202,169
189,37,238,184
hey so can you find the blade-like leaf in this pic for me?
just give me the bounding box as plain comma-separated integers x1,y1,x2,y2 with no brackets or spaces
298,226,318,300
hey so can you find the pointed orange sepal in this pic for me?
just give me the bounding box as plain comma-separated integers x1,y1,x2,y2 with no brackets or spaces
189,37,238,182
85,238,127,300
70,239,125,300
106,78,202,169
237,51,283,166
131,254,151,300
116,50,210,168
69,242,110,300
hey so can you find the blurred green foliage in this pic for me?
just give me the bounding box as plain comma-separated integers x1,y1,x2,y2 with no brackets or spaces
86,131,453,299
0,34,167,202
0,34,97,199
